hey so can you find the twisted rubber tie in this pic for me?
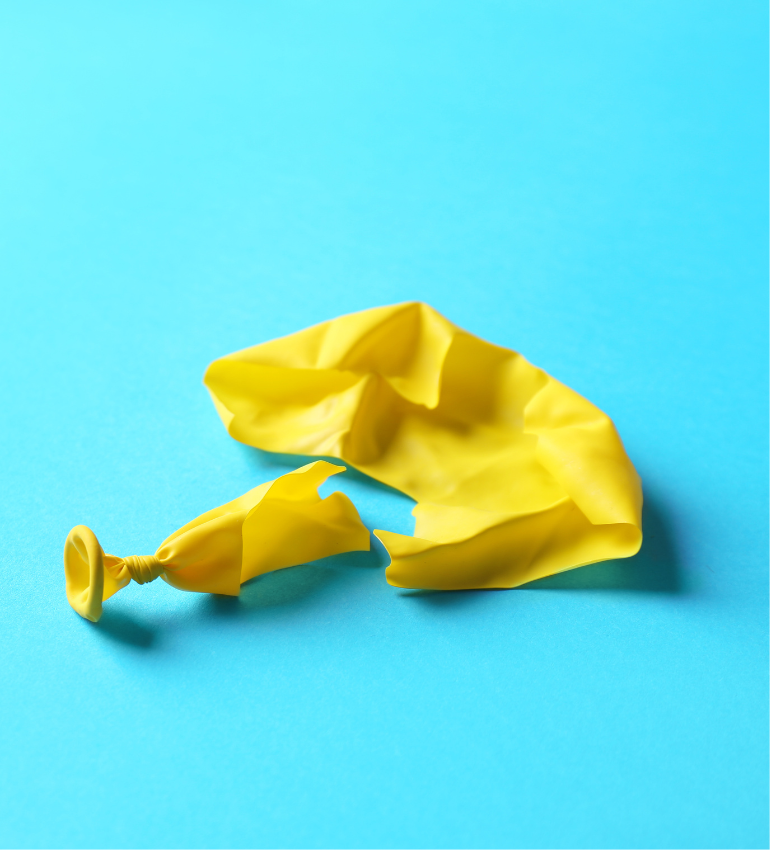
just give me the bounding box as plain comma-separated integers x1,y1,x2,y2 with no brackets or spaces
122,555,164,585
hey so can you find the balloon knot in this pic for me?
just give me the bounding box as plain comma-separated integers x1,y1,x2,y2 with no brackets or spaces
122,555,164,585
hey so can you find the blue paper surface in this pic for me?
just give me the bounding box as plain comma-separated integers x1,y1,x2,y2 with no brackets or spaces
0,2,767,848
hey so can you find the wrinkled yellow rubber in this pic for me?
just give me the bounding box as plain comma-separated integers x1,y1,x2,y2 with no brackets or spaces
204,302,642,590
64,461,370,621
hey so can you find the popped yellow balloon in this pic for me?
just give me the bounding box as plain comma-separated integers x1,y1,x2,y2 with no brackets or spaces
65,461,370,621
204,302,642,590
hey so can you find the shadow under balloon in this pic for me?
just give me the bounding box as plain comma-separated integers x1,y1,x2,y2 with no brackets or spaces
524,496,682,593
89,609,157,650
399,495,683,608
204,546,384,620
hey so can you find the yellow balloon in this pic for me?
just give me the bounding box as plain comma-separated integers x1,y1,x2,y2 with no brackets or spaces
205,302,642,590
64,461,370,621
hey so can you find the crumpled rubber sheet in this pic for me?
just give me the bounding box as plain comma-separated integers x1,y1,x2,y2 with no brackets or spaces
64,461,369,621
205,302,642,591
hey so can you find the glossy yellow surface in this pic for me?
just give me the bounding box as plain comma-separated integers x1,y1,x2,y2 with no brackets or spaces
64,461,370,621
205,302,643,589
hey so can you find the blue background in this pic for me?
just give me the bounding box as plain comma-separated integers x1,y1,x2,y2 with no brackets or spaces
0,2,767,848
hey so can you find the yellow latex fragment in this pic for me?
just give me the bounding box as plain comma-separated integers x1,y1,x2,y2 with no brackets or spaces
204,302,642,590
64,460,369,621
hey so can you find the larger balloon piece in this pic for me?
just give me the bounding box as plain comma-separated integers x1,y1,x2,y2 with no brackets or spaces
204,303,643,590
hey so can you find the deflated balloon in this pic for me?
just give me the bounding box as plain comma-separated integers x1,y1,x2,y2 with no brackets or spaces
204,302,642,590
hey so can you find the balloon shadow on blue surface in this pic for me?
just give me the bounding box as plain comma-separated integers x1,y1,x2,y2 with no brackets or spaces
204,546,384,620
89,610,157,649
523,496,682,593
399,495,683,608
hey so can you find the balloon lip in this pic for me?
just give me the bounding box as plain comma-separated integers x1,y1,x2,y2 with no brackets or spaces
64,525,106,622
